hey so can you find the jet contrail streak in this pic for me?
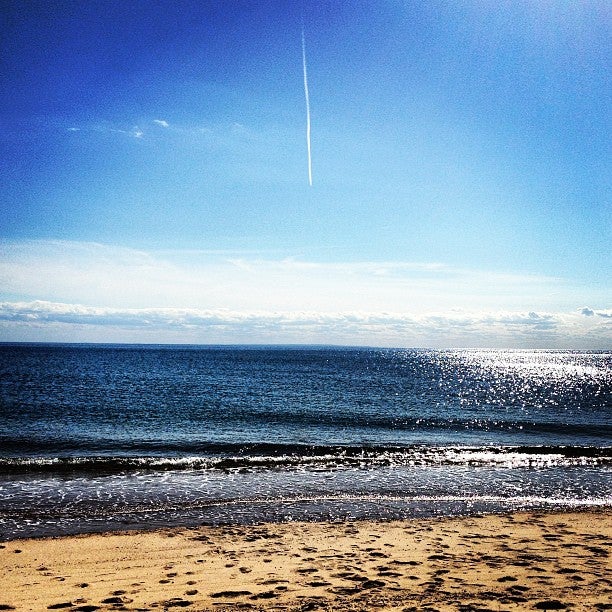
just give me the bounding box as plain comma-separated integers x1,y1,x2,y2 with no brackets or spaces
301,28,312,187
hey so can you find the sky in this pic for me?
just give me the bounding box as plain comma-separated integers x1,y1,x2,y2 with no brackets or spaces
0,0,610,348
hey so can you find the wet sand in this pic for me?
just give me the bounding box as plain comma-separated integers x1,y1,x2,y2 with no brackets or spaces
1,510,610,611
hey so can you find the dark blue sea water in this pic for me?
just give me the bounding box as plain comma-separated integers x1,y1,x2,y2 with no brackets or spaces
0,344,610,540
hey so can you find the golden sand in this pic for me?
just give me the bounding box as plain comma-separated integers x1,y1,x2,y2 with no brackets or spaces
1,511,610,611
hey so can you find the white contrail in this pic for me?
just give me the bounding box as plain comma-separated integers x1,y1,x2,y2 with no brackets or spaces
301,27,312,187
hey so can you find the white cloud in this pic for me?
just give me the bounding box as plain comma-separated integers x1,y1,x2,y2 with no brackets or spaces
580,306,612,319
0,240,609,347
0,239,572,312
0,300,609,348
60,119,285,158
62,121,148,139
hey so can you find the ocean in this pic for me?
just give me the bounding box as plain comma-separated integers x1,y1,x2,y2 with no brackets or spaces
0,344,610,540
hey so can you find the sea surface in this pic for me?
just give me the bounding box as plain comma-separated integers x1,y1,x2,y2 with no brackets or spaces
0,344,610,540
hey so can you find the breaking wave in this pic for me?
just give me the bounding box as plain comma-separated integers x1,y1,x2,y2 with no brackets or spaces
2,444,610,475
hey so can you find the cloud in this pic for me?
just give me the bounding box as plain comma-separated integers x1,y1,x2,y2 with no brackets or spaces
62,117,286,146
60,121,148,139
0,300,610,348
0,239,573,313
0,240,609,347
580,307,612,319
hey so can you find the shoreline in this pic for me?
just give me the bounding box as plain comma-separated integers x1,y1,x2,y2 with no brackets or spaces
2,510,610,611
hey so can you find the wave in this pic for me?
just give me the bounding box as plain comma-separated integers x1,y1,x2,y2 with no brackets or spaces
1,444,610,475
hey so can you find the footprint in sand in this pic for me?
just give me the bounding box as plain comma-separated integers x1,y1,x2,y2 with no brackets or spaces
497,575,517,582
534,601,568,610
156,598,192,608
250,590,279,600
210,590,253,598
101,596,133,605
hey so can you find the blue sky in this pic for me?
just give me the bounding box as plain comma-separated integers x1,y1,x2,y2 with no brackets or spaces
1,0,610,347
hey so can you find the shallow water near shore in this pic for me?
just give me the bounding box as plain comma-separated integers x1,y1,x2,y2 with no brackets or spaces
1,344,610,539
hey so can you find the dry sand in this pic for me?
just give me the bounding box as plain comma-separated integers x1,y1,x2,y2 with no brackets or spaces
1,511,610,611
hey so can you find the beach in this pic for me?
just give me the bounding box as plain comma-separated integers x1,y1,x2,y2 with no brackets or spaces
2,510,610,611
1,347,610,610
